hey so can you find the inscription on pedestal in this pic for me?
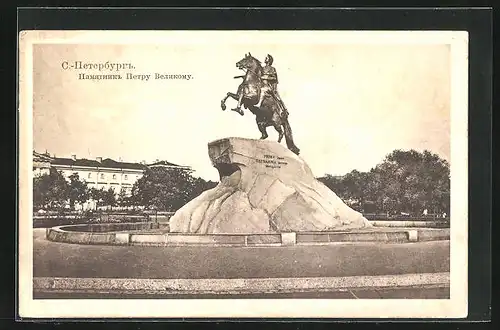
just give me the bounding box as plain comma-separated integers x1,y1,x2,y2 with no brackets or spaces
255,154,289,169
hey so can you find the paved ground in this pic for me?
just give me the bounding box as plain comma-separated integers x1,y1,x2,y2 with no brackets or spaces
33,229,450,279
34,285,449,299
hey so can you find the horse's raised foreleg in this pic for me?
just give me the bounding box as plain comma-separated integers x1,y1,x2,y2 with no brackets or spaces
231,92,245,116
221,92,238,111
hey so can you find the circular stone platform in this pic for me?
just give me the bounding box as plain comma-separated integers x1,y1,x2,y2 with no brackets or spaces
45,222,450,247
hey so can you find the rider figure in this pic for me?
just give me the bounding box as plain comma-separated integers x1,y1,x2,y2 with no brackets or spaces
255,54,288,117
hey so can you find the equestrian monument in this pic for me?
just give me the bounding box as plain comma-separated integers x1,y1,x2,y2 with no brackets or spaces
169,53,372,234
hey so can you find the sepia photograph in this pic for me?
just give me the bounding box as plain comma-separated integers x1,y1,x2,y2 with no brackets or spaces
18,30,468,319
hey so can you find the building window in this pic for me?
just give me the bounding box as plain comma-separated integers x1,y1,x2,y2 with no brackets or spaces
112,174,116,180
88,173,92,179
124,174,128,180
100,173,105,180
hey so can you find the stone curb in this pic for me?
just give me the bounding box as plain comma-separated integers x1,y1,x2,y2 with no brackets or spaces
33,272,450,295
46,225,450,247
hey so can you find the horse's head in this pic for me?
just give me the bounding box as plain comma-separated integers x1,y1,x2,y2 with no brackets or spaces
236,52,262,73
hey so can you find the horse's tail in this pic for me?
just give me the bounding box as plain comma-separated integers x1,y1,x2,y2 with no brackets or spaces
282,116,300,155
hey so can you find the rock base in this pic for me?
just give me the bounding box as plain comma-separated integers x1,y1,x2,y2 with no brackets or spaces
169,137,372,234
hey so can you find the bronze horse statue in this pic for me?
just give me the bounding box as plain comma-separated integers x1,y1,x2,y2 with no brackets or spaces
220,53,300,155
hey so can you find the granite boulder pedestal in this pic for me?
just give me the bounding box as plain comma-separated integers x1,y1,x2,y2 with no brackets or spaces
169,137,372,234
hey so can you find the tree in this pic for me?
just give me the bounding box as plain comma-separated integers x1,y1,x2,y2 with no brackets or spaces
341,170,373,211
33,168,69,209
319,149,450,216
102,187,117,210
89,187,105,210
319,172,375,212
116,188,131,208
131,167,217,212
67,173,89,209
371,149,450,215
191,177,218,199
318,175,346,196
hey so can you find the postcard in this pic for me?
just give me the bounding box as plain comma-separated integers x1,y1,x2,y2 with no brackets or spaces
18,30,468,318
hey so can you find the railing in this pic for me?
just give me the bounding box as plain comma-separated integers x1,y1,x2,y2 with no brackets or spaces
141,211,175,223
33,210,152,228
363,213,450,221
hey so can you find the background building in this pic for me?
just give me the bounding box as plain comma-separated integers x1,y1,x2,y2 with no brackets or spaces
33,151,191,197
33,151,52,177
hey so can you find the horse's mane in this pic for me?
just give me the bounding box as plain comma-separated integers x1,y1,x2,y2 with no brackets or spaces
248,55,262,67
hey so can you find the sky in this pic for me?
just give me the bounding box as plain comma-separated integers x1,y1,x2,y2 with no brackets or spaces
32,32,451,181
